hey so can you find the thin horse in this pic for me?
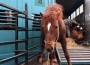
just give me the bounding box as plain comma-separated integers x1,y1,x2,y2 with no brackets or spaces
39,3,72,65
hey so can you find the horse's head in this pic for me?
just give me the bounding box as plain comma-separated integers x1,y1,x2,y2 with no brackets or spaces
40,12,60,52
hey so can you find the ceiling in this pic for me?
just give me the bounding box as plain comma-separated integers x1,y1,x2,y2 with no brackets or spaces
56,0,84,17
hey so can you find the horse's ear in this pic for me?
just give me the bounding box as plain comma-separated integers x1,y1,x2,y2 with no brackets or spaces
40,12,43,17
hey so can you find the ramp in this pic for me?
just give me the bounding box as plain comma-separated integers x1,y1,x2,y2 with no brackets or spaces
56,47,90,65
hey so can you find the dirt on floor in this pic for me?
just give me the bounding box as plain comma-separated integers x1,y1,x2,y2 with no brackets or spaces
35,38,90,65
56,38,79,49
56,38,90,49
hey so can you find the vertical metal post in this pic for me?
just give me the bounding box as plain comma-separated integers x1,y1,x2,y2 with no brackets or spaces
15,12,18,65
25,3,28,65
84,0,86,39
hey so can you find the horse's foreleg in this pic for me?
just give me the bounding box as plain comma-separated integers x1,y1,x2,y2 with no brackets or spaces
49,51,56,65
39,51,45,63
60,36,72,65
49,53,53,65
46,52,50,65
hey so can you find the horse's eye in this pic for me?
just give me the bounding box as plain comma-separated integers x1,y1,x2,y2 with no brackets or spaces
54,25,58,29
77,25,80,28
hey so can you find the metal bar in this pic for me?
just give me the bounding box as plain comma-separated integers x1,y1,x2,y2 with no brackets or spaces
0,39,27,46
0,53,25,64
17,29,26,31
28,37,41,39
18,27,42,31
25,4,28,65
28,29,41,31
15,13,18,65
26,17,41,21
0,27,26,30
18,15,41,21
0,15,16,18
33,22,40,24
18,27,26,30
0,3,25,15
18,15,26,19
32,25,41,27
32,28,41,31
14,50,27,53
28,45,42,50
0,23,15,25
0,27,15,30
0,12,16,15
31,16,41,18
0,19,15,22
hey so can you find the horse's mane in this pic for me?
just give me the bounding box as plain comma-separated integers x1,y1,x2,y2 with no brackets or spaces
46,3,63,14
43,3,63,22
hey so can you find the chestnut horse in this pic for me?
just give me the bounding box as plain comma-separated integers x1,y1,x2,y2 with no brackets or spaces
39,3,72,65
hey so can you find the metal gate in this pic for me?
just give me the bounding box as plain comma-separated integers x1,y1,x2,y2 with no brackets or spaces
0,3,42,65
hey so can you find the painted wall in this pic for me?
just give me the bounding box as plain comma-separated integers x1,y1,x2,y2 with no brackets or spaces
0,0,55,65
31,0,55,14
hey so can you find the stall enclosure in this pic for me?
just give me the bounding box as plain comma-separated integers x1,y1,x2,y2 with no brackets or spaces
0,0,55,65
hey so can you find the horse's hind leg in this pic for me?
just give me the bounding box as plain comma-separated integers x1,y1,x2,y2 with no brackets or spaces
60,36,72,65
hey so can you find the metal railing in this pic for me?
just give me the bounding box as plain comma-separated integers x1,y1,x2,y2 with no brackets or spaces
0,2,42,65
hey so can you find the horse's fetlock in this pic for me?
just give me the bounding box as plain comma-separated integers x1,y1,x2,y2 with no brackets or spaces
39,57,43,63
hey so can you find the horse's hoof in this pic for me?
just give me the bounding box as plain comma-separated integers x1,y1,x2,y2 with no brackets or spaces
39,58,43,63
53,59,57,63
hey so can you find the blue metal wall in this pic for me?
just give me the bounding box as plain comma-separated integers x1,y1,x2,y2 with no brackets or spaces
0,0,55,65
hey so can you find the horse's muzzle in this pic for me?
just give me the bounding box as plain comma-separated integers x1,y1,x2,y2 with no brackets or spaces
46,46,53,52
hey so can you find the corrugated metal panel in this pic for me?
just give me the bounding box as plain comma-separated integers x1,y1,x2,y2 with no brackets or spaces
85,0,90,41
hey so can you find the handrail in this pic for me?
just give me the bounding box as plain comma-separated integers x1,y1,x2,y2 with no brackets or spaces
0,3,25,15
18,15,41,21
0,2,42,65
0,53,26,64
0,39,27,45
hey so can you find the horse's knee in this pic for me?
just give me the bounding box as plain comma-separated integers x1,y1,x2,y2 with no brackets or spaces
64,52,70,60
